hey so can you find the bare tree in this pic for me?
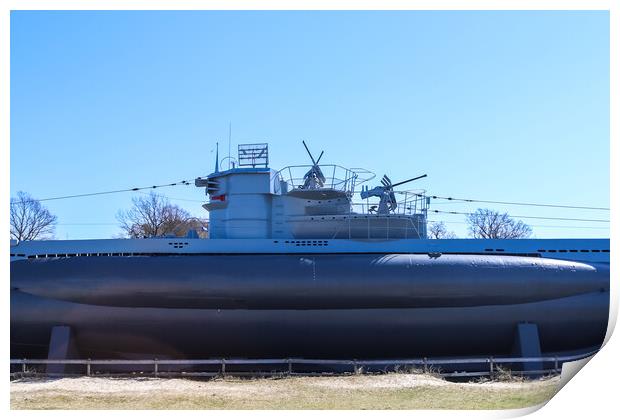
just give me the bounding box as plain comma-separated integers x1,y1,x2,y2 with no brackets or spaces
180,217,209,239
117,193,207,238
10,191,57,241
428,221,457,239
466,208,532,239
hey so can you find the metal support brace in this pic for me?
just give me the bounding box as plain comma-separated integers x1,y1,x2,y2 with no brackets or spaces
512,323,543,377
46,326,75,375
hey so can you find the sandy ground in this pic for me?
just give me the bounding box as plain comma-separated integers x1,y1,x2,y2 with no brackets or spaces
11,374,561,410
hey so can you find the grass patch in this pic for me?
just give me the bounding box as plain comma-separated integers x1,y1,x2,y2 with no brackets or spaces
11,373,560,410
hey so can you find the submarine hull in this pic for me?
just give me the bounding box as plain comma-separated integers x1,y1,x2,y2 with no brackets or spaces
10,254,609,359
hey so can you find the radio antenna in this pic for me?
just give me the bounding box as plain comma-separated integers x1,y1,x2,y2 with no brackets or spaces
228,122,232,170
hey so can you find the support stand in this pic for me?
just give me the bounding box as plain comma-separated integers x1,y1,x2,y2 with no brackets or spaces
512,323,543,377
46,326,75,375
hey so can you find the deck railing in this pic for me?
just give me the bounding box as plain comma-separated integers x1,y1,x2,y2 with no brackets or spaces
273,165,375,195
353,189,428,216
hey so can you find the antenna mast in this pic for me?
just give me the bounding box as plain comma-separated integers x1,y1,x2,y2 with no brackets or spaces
228,122,232,170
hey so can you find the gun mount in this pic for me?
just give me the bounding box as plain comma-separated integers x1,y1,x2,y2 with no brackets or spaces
301,140,327,189
361,174,427,214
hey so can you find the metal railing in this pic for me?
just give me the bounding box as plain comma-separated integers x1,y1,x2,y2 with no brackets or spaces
326,214,426,240
353,189,428,216
10,351,596,379
327,191,429,239
273,165,375,195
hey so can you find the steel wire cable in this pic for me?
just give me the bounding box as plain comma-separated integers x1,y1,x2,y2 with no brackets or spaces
430,210,609,223
10,179,199,205
423,194,609,211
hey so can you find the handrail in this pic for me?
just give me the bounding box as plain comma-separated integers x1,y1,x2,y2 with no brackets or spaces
273,164,375,194
11,352,594,365
10,350,596,378
325,213,425,240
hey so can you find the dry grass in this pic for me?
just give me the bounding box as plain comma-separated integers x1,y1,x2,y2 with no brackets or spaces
11,373,560,410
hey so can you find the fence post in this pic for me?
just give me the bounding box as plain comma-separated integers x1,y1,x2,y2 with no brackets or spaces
554,356,559,374
287,359,292,376
489,357,494,379
221,359,226,376
87,359,91,376
22,359,27,374
353,360,358,375
423,357,428,373
154,358,158,378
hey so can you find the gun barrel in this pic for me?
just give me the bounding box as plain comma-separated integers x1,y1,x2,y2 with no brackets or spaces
392,174,427,188
302,140,317,165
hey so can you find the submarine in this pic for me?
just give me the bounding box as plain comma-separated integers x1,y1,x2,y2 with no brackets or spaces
10,142,609,363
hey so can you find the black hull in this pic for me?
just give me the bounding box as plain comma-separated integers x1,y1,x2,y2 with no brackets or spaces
10,254,609,359
11,291,609,359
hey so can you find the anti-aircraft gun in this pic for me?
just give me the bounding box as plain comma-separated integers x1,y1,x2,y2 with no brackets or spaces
301,140,326,189
361,174,427,214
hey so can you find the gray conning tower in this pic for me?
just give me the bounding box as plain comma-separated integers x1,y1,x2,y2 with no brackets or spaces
195,142,428,239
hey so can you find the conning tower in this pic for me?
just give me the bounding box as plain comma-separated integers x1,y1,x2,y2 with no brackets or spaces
195,142,429,240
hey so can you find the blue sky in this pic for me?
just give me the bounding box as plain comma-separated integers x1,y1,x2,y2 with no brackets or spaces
10,10,609,239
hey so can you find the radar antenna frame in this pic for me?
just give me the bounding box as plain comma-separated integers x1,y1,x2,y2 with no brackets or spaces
238,143,269,168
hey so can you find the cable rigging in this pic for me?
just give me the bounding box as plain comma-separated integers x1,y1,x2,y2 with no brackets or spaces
10,179,196,205
430,210,609,223
423,194,608,211
10,178,610,225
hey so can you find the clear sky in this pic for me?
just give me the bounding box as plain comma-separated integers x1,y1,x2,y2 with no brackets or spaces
10,10,610,239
